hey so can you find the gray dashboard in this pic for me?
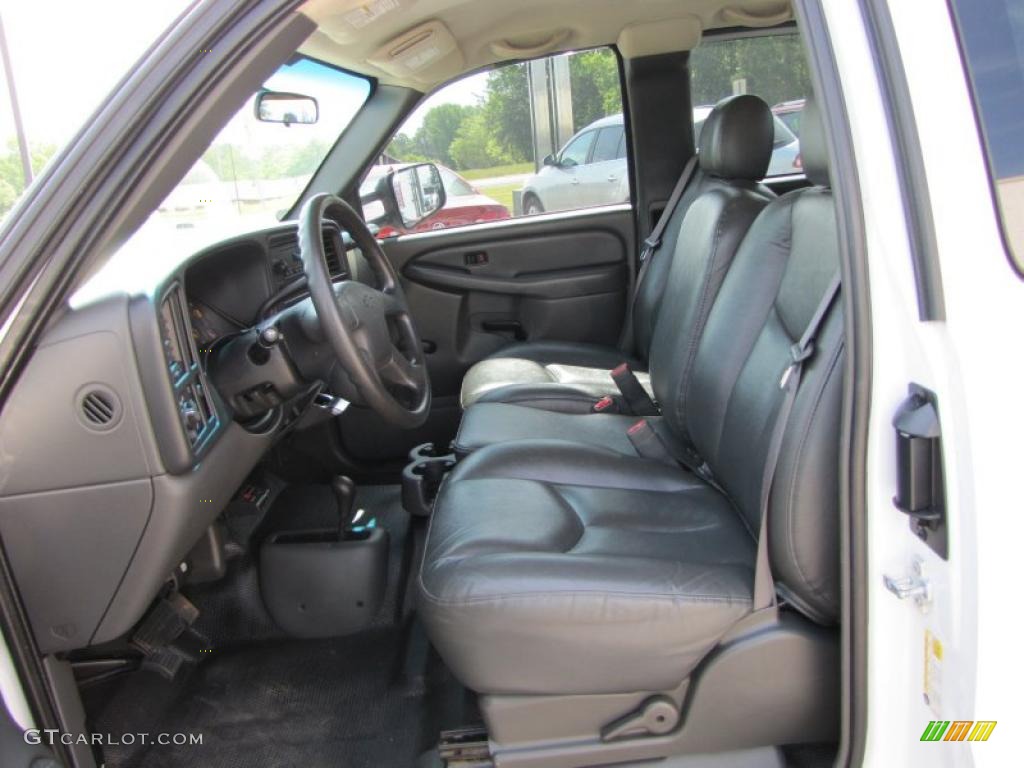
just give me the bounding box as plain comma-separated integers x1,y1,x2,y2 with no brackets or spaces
0,221,353,652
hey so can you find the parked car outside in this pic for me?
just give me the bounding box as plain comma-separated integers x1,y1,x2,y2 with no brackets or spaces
361,163,510,236
772,98,807,136
520,114,629,215
521,107,803,215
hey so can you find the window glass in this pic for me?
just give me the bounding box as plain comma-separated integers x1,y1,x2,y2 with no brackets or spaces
592,127,624,163
363,46,629,234
76,57,371,301
949,0,1024,274
689,33,811,177
560,131,594,166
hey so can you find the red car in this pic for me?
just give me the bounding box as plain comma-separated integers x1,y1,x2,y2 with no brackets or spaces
360,163,510,237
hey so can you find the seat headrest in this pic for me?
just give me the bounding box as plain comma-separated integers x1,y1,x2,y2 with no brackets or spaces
798,96,830,187
698,94,774,181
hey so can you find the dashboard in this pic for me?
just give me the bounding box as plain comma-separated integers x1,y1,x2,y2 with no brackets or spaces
184,223,351,352
0,220,361,655
151,223,353,466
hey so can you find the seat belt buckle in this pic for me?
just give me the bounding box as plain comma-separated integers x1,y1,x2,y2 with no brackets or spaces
626,419,675,465
592,395,617,413
611,363,659,416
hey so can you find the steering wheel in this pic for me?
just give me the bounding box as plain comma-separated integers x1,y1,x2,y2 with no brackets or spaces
298,193,430,429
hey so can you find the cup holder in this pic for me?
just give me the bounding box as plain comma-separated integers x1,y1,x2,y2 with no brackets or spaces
402,443,457,517
408,441,453,463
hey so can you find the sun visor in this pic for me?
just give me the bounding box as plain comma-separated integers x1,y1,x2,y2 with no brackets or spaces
303,0,416,45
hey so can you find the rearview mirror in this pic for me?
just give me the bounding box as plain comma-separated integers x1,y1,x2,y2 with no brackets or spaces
255,91,319,125
361,163,446,233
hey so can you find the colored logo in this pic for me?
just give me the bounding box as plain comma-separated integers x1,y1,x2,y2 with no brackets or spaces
921,721,997,742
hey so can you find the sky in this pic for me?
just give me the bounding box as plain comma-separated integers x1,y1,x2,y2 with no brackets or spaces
0,0,193,149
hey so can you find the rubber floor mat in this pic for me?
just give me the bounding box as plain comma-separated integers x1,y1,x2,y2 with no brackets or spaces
86,626,460,768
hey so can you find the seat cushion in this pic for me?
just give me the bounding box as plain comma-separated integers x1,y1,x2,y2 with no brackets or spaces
460,341,642,409
418,440,756,695
453,402,645,457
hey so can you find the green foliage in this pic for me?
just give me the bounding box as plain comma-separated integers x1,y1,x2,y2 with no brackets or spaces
479,64,532,164
689,35,810,109
450,109,513,170
0,138,58,219
568,49,622,131
413,103,476,167
386,133,425,163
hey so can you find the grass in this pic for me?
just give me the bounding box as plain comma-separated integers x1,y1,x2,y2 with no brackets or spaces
482,182,522,212
460,162,533,180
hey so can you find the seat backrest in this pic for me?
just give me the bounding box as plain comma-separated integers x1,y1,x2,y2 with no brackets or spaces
632,95,777,361
646,95,776,425
676,98,844,623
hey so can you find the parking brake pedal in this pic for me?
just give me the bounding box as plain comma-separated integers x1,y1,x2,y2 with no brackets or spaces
600,695,679,742
438,726,492,767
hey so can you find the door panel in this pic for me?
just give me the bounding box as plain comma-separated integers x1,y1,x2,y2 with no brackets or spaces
387,205,633,397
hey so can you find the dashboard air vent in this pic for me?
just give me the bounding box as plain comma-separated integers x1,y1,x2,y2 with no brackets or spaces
323,232,343,278
78,386,122,431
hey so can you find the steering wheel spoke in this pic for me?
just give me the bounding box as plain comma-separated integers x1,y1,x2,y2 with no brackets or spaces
377,345,422,395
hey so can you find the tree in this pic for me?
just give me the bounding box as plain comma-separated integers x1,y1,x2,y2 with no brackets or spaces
386,133,425,162
480,64,532,162
568,49,622,131
449,109,506,170
0,139,57,220
689,35,810,109
413,103,475,166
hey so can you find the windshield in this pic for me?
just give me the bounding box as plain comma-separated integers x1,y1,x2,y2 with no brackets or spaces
75,56,371,303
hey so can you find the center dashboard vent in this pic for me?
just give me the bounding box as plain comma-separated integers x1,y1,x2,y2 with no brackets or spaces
323,232,343,278
268,229,346,283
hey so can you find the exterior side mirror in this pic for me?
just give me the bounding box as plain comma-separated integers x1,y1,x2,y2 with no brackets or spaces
360,163,447,233
255,91,319,125
542,154,558,167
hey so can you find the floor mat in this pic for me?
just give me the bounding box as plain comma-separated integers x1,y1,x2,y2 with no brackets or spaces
85,624,470,768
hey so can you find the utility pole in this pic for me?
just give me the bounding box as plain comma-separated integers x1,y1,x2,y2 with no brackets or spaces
0,11,34,187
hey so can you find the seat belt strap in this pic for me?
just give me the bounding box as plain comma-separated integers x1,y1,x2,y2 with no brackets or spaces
640,155,700,265
620,155,701,354
610,363,659,416
752,273,842,612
